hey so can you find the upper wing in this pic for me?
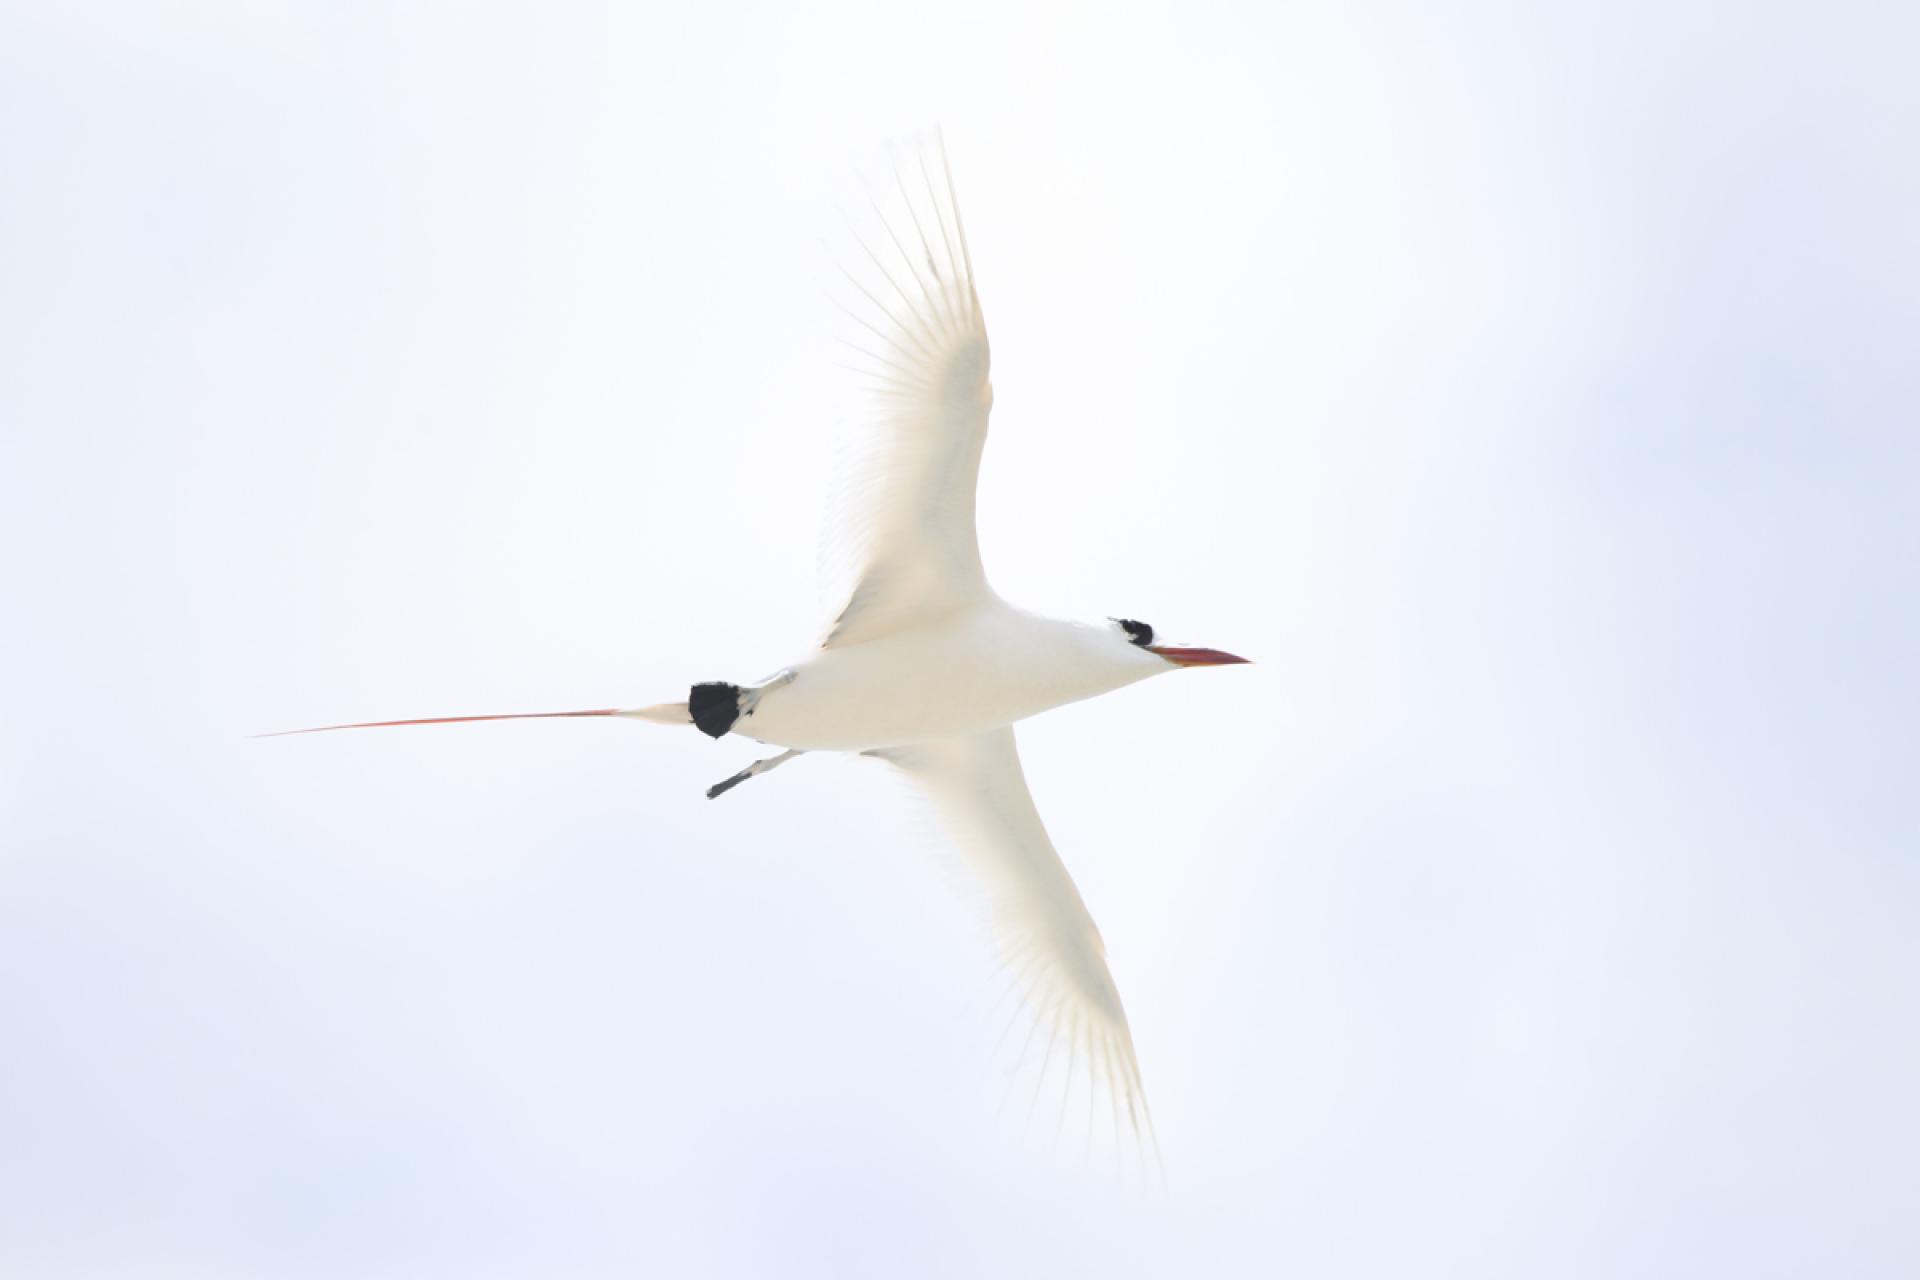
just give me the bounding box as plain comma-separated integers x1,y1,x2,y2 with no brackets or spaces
820,136,994,648
874,726,1155,1152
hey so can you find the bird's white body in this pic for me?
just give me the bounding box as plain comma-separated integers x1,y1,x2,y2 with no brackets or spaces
744,604,1165,752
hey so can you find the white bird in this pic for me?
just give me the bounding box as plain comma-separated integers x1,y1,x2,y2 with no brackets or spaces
267,136,1247,1152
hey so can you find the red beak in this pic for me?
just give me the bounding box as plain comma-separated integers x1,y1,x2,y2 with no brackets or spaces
1147,645,1251,668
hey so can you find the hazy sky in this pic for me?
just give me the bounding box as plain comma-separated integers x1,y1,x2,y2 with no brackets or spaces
2,2,1916,1277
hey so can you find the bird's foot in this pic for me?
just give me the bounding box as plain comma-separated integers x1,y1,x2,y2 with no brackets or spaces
706,748,803,800
738,668,796,718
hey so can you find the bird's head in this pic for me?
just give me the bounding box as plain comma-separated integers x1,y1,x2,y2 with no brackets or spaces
1110,617,1249,670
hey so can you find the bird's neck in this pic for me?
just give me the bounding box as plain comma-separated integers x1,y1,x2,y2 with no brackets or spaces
1001,609,1163,704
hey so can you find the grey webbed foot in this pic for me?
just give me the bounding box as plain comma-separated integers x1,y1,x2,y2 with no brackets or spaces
706,748,803,800
738,668,796,719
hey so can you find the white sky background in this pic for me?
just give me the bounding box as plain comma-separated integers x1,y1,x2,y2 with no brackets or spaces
2,1,1916,1275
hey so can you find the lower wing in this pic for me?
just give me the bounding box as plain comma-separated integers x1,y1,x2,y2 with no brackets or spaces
872,726,1156,1155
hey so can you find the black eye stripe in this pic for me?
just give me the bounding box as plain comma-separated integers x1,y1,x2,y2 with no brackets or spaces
1117,618,1153,647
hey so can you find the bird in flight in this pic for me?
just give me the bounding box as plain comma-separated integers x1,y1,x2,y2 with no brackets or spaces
267,136,1247,1152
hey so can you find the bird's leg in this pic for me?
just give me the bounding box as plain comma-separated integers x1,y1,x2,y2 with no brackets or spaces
706,748,803,800
737,668,796,719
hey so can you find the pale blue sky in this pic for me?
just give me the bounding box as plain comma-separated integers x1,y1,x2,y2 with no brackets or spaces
2,2,1915,1276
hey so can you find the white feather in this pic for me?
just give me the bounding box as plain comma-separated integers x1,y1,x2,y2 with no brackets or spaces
872,727,1159,1159
819,134,994,648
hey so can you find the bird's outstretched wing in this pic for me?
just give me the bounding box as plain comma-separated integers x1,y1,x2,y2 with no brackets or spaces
873,727,1156,1153
820,136,993,648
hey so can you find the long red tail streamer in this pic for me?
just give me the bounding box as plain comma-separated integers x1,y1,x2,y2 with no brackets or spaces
254,709,621,739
